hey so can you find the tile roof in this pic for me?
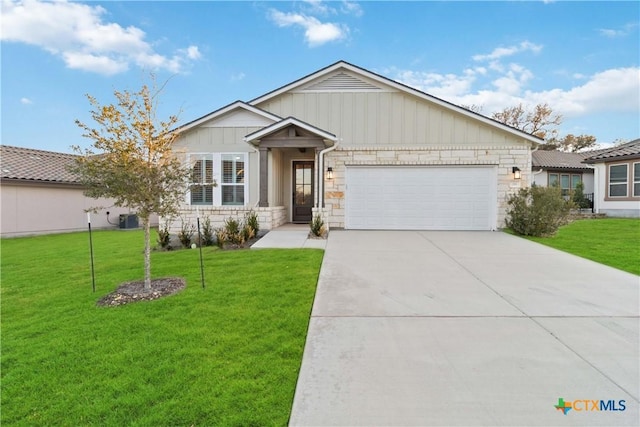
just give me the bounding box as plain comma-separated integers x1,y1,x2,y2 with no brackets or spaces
532,150,595,170
582,139,640,163
0,145,80,184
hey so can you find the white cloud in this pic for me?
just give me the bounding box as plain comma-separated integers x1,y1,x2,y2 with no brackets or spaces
390,63,639,121
230,72,246,82
341,1,363,17
0,0,201,75
268,9,348,47
20,97,32,105
472,41,543,62
599,22,638,38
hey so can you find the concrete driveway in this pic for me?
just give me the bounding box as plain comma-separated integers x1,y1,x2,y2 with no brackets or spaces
289,231,639,426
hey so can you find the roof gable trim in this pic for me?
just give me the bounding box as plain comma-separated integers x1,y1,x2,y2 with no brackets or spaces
244,117,337,144
177,101,282,134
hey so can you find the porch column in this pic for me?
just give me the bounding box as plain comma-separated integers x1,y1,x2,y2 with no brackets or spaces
259,147,269,207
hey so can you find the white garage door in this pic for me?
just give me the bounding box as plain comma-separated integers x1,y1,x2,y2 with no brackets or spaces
345,166,497,230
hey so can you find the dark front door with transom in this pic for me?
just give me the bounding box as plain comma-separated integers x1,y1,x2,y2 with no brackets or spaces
293,161,314,223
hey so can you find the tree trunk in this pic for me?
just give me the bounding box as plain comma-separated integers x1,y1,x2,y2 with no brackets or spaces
143,218,151,292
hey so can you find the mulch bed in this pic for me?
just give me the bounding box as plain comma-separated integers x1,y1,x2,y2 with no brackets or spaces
97,277,186,307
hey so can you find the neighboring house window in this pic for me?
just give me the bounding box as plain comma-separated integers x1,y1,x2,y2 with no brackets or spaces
634,163,640,197
221,154,245,205
187,153,247,206
549,173,581,196
608,164,628,197
190,154,214,205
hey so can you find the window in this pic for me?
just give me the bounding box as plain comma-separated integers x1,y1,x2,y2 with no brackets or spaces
221,154,245,205
187,153,247,206
190,154,214,205
608,164,628,197
549,173,581,197
571,174,582,190
634,163,640,197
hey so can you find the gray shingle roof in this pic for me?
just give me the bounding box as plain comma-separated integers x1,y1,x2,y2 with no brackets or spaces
532,150,595,171
0,145,80,184
582,139,640,163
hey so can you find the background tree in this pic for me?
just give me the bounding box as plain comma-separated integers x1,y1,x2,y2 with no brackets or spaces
491,103,562,140
71,77,189,292
543,134,597,152
491,103,598,152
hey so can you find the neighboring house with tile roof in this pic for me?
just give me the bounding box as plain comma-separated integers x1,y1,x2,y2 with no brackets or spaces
531,150,595,198
582,139,640,217
1,145,148,237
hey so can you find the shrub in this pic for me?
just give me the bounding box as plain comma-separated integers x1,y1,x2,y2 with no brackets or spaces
223,217,245,245
572,181,591,209
157,221,171,250
178,219,195,248
214,228,227,249
200,217,215,246
245,210,260,236
506,185,573,237
310,214,326,237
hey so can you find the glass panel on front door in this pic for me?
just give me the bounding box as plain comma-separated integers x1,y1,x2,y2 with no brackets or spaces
293,161,314,223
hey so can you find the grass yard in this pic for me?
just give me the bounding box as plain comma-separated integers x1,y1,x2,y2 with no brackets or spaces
1,230,324,426
521,218,640,275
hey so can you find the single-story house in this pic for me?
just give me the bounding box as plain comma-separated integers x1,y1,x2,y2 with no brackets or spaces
531,150,595,195
0,145,148,237
170,60,542,232
582,139,640,218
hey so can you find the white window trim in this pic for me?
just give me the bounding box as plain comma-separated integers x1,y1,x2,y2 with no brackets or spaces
633,162,640,198
186,152,248,206
608,163,628,198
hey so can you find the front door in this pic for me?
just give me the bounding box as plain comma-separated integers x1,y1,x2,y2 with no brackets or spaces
293,161,314,223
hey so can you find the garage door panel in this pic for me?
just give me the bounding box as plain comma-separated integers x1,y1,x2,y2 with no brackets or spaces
346,166,496,230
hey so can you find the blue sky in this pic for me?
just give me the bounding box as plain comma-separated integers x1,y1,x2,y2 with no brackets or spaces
2,0,639,153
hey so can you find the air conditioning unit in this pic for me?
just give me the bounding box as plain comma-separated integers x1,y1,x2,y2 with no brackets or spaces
119,214,139,229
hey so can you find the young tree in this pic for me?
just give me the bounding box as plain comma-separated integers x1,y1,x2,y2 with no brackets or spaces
491,103,562,140
71,78,189,292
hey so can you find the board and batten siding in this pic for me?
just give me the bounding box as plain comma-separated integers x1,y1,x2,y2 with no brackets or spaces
255,91,524,147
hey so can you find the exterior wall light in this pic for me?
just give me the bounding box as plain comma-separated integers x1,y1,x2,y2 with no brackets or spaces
512,166,521,179
326,167,334,180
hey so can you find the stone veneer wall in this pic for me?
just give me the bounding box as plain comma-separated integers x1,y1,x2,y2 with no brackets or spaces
165,206,288,235
322,146,531,229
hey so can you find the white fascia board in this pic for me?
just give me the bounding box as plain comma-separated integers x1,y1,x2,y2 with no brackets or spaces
244,117,337,144
176,101,282,134
249,60,543,145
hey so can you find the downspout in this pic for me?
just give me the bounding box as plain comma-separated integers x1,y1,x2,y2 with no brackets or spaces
317,140,340,209
247,142,261,208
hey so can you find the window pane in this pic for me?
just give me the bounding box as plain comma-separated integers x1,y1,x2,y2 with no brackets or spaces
549,174,558,186
190,185,213,204
634,163,640,181
560,174,570,189
222,159,233,183
192,160,202,183
571,175,581,188
609,183,627,197
222,185,244,205
610,164,627,183
190,185,203,203
236,160,244,183
205,160,213,183
635,183,640,197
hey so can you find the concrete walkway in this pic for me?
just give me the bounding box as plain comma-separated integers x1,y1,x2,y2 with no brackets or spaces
250,224,327,249
290,230,639,426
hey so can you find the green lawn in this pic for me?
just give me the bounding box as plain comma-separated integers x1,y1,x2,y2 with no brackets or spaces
1,230,323,426
519,218,640,275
